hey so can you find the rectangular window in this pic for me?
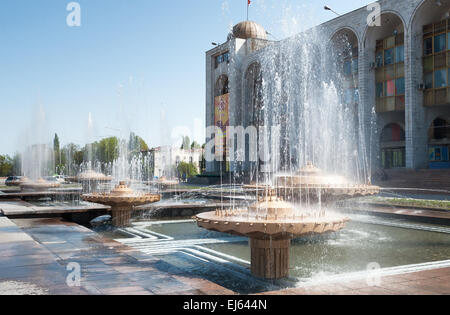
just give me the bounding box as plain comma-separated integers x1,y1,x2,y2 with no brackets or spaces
352,59,358,74
343,61,352,76
435,69,447,88
385,80,395,96
396,77,405,95
384,48,394,65
395,45,404,63
424,56,433,72
376,83,384,98
424,37,433,55
385,36,395,48
425,72,433,89
448,33,450,50
435,34,446,53
376,51,383,68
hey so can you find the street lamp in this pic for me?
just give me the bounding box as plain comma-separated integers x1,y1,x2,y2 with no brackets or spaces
324,5,340,16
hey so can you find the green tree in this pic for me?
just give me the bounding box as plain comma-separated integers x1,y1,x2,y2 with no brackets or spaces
128,132,149,155
98,137,119,164
53,133,63,174
181,136,191,150
0,155,13,177
177,161,198,181
191,141,201,149
12,153,21,176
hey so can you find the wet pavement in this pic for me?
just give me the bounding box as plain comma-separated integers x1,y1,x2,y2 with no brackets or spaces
0,216,234,295
0,215,449,295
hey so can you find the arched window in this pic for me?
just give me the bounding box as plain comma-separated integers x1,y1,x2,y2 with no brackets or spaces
430,118,450,140
244,63,263,127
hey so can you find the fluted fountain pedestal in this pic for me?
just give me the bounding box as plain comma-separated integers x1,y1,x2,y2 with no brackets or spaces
250,237,290,280
111,206,133,227
82,181,161,227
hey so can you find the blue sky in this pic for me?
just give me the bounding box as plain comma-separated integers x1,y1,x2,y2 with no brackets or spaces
0,0,372,155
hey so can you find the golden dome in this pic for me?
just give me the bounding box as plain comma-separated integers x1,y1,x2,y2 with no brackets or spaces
232,21,267,40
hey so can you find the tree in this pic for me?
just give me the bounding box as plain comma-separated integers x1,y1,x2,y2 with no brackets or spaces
98,137,119,164
177,161,198,181
0,155,13,177
53,133,63,174
191,141,201,149
128,132,149,155
181,136,191,150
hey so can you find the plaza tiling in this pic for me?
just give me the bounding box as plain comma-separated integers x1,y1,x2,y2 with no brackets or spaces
0,216,449,295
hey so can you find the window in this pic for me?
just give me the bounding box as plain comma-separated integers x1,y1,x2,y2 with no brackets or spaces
384,48,394,65
396,77,405,95
395,45,404,63
343,61,352,76
424,37,433,55
376,52,383,68
434,34,446,53
435,69,447,88
352,59,359,74
424,73,433,89
376,83,384,97
448,33,450,50
385,80,395,96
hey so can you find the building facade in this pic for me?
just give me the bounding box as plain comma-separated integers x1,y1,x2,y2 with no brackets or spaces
149,146,203,179
205,0,450,174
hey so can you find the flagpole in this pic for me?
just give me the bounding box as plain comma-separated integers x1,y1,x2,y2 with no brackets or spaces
247,0,250,21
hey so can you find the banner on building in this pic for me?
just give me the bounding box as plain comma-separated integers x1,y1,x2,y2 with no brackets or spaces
214,93,229,159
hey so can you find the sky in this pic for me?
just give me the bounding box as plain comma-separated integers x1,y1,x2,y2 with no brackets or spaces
0,0,373,156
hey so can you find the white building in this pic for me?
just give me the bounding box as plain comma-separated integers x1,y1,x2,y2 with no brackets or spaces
149,146,203,179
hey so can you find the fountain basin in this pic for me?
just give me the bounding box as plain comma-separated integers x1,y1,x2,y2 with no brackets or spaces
197,201,349,280
82,181,161,227
20,178,61,191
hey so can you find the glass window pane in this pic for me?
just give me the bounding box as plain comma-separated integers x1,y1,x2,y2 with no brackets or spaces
376,83,384,97
385,36,395,48
425,72,433,89
352,59,358,74
448,33,450,50
424,38,433,55
396,77,405,95
395,45,404,63
343,61,352,76
435,69,447,88
435,34,446,53
384,48,394,65
424,56,433,72
376,51,383,67
386,80,395,96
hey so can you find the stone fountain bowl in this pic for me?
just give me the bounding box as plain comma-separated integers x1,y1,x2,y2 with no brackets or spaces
196,209,349,239
81,181,161,206
81,193,161,207
72,170,112,183
20,179,61,191
244,163,380,203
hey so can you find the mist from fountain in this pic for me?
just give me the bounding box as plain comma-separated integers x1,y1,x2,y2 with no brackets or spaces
20,105,54,181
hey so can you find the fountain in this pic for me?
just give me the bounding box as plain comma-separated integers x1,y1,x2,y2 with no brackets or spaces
20,178,61,191
68,170,112,193
246,162,380,204
82,181,161,227
197,163,380,280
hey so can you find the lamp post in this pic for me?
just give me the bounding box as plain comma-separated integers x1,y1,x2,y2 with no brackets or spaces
324,5,340,16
